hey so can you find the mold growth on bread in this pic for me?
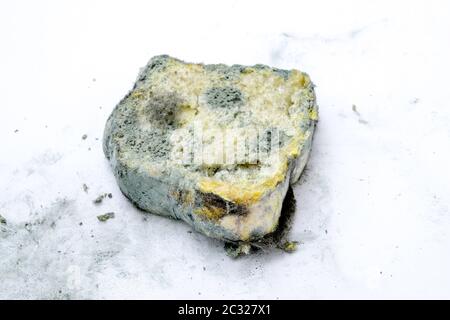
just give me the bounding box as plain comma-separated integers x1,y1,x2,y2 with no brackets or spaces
103,55,318,254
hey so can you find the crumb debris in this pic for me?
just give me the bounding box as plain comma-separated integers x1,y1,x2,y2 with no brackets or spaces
82,184,89,193
280,241,299,253
93,194,105,204
93,193,112,204
82,134,88,140
225,242,252,258
97,212,115,222
14,129,19,133
0,214,7,225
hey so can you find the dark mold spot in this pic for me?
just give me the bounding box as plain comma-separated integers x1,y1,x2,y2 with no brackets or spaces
144,92,182,128
205,87,244,109
199,191,248,217
138,55,170,82
204,64,245,81
124,129,172,160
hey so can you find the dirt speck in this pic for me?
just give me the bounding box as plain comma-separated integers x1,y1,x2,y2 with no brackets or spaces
352,104,369,125
359,119,369,125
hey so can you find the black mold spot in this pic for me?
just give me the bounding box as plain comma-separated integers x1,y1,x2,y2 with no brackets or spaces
199,192,248,216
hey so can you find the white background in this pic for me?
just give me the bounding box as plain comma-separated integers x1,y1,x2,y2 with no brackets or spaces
0,0,449,299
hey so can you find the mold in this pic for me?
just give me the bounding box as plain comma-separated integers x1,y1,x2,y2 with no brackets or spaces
143,92,182,128
205,87,244,109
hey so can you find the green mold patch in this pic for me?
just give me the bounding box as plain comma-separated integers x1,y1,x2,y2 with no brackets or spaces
205,86,244,109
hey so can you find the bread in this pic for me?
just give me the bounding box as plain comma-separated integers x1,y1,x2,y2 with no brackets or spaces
103,55,318,244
